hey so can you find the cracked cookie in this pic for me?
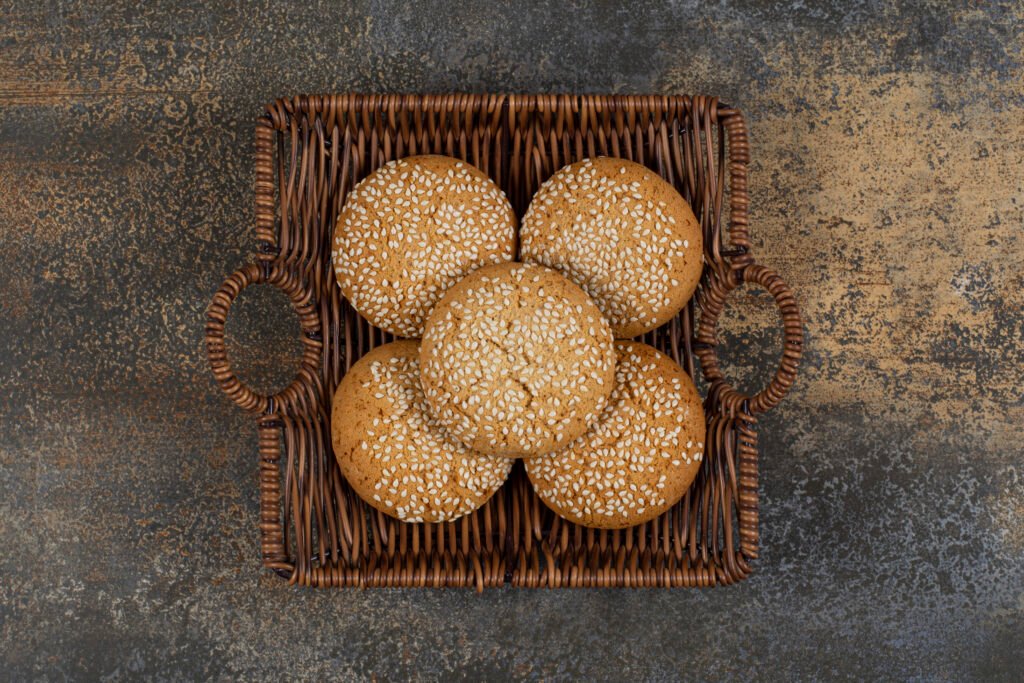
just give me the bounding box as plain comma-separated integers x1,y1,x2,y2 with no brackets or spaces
420,262,616,458
520,157,702,338
331,340,513,523
332,155,517,338
526,341,705,529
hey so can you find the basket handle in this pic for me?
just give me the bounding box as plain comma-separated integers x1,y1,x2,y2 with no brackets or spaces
695,264,803,414
205,263,322,414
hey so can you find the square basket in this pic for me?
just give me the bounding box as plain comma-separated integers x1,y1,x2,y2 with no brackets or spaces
205,94,802,589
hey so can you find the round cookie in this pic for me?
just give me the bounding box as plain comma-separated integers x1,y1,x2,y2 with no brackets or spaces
332,155,517,338
420,262,616,458
331,341,513,523
526,341,705,529
520,157,703,338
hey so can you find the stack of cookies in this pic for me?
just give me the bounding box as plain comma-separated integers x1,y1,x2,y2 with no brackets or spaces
331,155,705,529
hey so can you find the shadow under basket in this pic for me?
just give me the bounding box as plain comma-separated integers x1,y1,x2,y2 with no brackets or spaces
205,94,803,589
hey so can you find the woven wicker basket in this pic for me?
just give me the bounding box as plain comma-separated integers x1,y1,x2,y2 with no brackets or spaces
205,94,802,589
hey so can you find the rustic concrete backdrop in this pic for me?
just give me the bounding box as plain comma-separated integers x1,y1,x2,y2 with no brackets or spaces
1,0,1022,680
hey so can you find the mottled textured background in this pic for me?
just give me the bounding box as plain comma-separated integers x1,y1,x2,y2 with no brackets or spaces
1,1,1022,680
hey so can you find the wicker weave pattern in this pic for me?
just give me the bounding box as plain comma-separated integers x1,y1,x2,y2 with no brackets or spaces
205,94,803,588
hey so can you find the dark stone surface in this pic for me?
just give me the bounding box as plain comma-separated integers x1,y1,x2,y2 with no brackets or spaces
1,1,1021,680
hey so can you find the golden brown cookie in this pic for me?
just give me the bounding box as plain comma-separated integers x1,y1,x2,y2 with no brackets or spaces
331,341,513,523
526,341,705,529
520,157,703,338
332,155,517,338
420,262,616,458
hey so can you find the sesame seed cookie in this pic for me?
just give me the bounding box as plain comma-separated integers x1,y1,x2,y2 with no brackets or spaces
520,157,703,339
332,155,517,338
331,340,513,523
420,262,616,458
526,341,705,529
